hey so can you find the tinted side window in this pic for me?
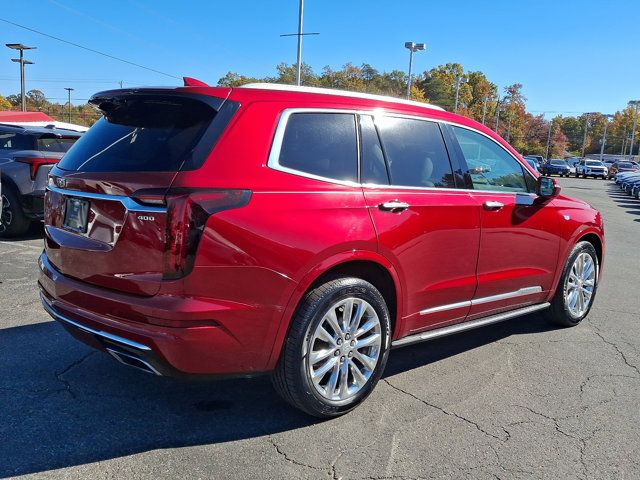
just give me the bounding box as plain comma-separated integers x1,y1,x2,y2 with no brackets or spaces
452,126,527,193
360,115,389,185
278,113,357,182
375,116,454,188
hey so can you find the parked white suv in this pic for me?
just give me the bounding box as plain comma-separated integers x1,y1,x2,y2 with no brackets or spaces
575,159,608,179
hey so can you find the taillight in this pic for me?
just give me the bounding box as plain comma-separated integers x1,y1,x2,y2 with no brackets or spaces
15,157,58,181
132,188,251,280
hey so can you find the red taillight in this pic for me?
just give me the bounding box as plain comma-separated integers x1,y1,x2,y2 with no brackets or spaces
15,157,58,181
132,188,251,280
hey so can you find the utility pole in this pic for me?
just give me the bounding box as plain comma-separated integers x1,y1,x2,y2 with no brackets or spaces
628,101,640,160
6,43,36,112
621,128,627,156
454,75,465,113
495,102,502,134
581,113,595,158
64,87,74,122
404,42,426,99
506,112,513,142
481,96,488,125
545,117,553,160
280,0,319,87
599,114,613,162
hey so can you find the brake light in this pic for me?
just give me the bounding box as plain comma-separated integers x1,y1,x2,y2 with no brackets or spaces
15,157,58,181
132,188,251,279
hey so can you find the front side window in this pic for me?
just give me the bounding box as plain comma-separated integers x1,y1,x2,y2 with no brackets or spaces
277,113,358,182
374,116,454,188
452,126,528,193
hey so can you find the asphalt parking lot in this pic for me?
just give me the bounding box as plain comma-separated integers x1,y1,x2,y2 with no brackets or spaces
1,176,639,480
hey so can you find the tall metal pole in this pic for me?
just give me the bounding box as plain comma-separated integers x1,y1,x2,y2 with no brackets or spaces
581,113,590,158
621,128,627,155
454,76,461,113
506,112,513,142
295,0,304,86
599,115,611,162
545,118,553,160
406,48,414,99
481,97,488,125
65,87,74,122
6,44,36,112
628,102,639,160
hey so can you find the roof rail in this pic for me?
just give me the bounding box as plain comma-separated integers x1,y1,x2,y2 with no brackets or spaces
238,83,445,111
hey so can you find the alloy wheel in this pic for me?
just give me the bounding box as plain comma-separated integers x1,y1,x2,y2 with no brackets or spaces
564,252,596,318
306,297,382,403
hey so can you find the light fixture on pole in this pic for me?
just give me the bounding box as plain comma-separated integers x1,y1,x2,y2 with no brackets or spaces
628,100,640,160
599,114,613,162
453,75,466,113
64,87,74,123
404,41,426,100
6,43,36,112
279,0,319,86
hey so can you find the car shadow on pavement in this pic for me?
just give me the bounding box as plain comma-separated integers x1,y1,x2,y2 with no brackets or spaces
0,222,44,241
0,311,555,477
606,186,640,217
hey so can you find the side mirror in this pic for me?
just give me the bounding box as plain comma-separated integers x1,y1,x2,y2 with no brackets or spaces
537,176,561,197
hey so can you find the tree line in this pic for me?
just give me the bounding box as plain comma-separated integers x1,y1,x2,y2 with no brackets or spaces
220,62,637,158
1,61,636,158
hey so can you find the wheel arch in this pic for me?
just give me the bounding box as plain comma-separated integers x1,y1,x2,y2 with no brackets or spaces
266,251,403,370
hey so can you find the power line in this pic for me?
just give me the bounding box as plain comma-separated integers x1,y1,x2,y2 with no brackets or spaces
0,17,180,79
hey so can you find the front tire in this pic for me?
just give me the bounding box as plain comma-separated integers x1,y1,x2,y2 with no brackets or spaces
545,241,598,327
272,277,391,417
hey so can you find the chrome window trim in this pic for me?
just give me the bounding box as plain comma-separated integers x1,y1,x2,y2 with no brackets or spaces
267,107,537,196
46,184,166,213
419,286,542,315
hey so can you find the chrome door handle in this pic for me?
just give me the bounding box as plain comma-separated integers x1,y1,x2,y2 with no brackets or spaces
483,201,504,211
379,201,410,212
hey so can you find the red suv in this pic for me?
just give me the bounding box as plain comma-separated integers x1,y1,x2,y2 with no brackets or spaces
39,81,604,417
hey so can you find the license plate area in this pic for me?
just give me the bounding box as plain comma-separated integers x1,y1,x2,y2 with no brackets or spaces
63,197,90,233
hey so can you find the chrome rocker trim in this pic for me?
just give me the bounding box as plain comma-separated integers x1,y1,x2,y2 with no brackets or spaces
419,286,543,315
393,303,550,348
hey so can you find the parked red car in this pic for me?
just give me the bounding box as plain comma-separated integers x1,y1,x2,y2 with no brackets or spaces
39,81,604,417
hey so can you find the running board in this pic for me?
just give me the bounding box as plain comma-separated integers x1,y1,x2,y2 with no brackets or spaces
392,303,550,348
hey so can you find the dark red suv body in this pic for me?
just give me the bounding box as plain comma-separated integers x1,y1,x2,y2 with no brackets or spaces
39,82,604,416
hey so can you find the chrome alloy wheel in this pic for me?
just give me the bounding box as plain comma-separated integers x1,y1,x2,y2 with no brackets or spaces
0,193,12,234
565,252,596,318
306,297,382,403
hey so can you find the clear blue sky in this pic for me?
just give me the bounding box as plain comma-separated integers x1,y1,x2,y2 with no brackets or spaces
1,0,637,117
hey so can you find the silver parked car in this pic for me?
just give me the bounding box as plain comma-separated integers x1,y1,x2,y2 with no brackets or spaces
0,124,82,237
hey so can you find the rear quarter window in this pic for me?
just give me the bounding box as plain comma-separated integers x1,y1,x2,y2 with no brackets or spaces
275,112,358,182
37,136,78,153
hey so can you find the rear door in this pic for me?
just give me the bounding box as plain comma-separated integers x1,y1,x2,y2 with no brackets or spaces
44,91,234,296
448,125,560,319
361,114,481,335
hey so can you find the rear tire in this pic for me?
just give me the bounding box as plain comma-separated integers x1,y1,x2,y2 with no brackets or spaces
545,241,598,327
272,277,391,418
0,184,31,238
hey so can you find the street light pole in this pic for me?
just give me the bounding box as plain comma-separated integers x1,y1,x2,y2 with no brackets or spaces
481,96,488,125
454,75,465,113
64,87,74,123
404,42,426,100
628,101,640,160
6,43,36,112
599,114,613,162
581,113,595,158
545,117,553,160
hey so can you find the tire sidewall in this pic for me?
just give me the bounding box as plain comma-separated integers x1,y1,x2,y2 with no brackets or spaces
297,279,391,416
558,242,599,325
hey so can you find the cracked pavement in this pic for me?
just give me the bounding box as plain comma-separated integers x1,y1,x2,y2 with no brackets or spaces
1,177,639,479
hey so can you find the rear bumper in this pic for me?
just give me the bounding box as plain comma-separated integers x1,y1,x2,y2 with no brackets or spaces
38,252,272,376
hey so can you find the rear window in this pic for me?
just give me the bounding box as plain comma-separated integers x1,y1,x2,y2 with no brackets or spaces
0,132,33,150
619,162,634,168
277,113,358,182
57,95,218,172
550,160,566,165
37,136,78,153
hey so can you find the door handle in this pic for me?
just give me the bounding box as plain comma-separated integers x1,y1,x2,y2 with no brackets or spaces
483,201,504,211
378,201,410,212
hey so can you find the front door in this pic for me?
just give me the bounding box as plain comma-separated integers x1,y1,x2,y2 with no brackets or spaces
448,126,560,319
